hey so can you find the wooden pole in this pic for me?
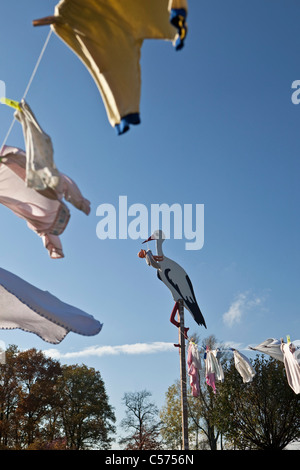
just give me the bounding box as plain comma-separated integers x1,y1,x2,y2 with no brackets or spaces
178,299,189,450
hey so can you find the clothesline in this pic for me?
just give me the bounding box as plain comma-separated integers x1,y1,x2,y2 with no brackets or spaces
188,340,237,354
187,337,300,397
0,29,53,153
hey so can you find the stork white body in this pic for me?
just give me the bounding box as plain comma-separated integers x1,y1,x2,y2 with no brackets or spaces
143,230,206,328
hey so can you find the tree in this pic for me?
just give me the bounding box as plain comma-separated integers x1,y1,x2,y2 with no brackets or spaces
119,390,162,450
160,335,230,450
0,346,62,449
216,355,300,450
160,336,300,450
0,345,21,449
188,377,220,450
160,382,182,449
14,348,62,448
187,334,230,450
57,364,116,450
160,380,219,450
0,345,116,449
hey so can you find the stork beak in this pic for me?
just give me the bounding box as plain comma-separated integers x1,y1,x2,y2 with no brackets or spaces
142,235,153,244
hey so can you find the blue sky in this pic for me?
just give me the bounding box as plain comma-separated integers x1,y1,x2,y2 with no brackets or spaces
0,0,299,445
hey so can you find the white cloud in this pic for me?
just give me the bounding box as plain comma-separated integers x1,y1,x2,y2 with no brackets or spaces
43,341,175,360
223,291,264,327
222,341,244,350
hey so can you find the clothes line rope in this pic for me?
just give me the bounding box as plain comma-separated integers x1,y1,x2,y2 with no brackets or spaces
0,28,53,153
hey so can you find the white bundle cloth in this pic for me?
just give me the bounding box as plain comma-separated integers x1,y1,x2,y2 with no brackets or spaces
233,349,256,383
0,267,102,344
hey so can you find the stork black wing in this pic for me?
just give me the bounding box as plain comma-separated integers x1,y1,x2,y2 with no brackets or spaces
164,269,207,328
185,275,207,328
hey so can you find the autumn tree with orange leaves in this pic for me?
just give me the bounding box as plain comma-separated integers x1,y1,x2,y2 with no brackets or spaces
0,345,115,449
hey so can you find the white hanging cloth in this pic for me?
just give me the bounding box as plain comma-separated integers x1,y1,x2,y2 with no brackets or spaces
187,341,202,397
233,349,256,383
205,349,224,393
0,267,102,344
14,100,60,190
249,338,284,362
280,342,300,395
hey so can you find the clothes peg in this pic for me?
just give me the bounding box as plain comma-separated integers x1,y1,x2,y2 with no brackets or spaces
0,97,21,111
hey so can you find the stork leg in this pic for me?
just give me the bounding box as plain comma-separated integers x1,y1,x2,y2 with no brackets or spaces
170,301,189,342
170,302,180,328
